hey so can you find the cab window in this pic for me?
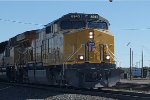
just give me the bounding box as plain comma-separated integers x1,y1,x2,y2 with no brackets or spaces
88,22,108,29
60,21,86,29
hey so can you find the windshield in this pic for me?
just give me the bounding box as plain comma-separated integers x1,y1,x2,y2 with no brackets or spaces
60,21,108,30
88,22,108,29
60,21,86,29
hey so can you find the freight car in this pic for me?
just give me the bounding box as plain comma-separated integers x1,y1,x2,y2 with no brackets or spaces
0,13,122,88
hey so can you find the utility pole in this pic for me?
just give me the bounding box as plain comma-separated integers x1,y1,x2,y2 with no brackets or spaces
126,42,132,80
130,48,132,80
132,50,134,69
141,49,144,78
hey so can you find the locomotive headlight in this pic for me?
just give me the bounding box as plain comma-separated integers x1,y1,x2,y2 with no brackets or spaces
89,32,94,39
89,32,93,35
78,55,84,60
106,55,110,60
89,35,93,39
80,55,84,60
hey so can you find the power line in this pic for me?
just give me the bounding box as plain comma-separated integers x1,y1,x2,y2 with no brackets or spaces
122,28,150,31
0,18,44,27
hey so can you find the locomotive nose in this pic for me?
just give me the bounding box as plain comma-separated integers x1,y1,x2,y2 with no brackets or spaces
64,29,114,64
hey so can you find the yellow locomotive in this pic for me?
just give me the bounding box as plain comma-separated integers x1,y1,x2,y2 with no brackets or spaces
0,13,121,88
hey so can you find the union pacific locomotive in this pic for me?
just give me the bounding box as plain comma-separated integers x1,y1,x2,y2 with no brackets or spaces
0,13,121,88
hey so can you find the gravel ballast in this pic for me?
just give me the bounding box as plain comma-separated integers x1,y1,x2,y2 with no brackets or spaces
0,84,117,100
47,94,117,100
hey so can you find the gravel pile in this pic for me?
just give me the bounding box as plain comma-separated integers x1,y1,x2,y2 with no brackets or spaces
47,94,117,100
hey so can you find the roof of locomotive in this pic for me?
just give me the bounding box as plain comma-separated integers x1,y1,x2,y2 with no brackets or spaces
45,13,110,27
9,29,38,46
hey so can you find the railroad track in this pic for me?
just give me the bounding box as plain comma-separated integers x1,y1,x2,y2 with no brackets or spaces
0,81,150,100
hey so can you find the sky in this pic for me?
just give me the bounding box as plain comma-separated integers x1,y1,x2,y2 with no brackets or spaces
0,0,150,68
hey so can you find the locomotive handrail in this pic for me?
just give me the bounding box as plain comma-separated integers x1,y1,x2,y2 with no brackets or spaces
94,46,115,63
105,45,115,62
64,44,84,63
106,45,120,66
95,44,118,64
106,45,118,61
62,44,84,76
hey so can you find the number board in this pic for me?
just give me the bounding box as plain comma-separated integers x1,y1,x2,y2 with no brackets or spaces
69,14,99,20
